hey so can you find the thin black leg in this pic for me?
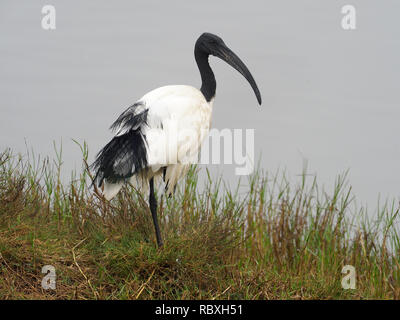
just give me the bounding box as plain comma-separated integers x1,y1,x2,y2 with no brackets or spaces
149,178,163,247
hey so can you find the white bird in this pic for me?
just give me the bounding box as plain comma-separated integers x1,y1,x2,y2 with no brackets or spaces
91,32,261,247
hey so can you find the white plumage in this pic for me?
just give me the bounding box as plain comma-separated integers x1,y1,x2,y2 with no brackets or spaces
102,85,213,200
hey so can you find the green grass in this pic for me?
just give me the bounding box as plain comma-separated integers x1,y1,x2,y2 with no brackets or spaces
0,144,399,299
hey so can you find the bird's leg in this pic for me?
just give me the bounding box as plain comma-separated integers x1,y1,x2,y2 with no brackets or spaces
149,177,163,247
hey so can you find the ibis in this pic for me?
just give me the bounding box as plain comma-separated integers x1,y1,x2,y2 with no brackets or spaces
91,32,261,247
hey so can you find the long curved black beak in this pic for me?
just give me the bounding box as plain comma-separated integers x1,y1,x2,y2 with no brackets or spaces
214,44,262,105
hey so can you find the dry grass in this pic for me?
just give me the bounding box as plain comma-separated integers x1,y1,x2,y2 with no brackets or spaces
0,145,399,299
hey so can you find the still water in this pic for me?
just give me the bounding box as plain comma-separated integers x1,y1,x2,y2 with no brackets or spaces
0,1,399,211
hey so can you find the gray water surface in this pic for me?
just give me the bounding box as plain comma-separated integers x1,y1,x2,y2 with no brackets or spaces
0,1,399,209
